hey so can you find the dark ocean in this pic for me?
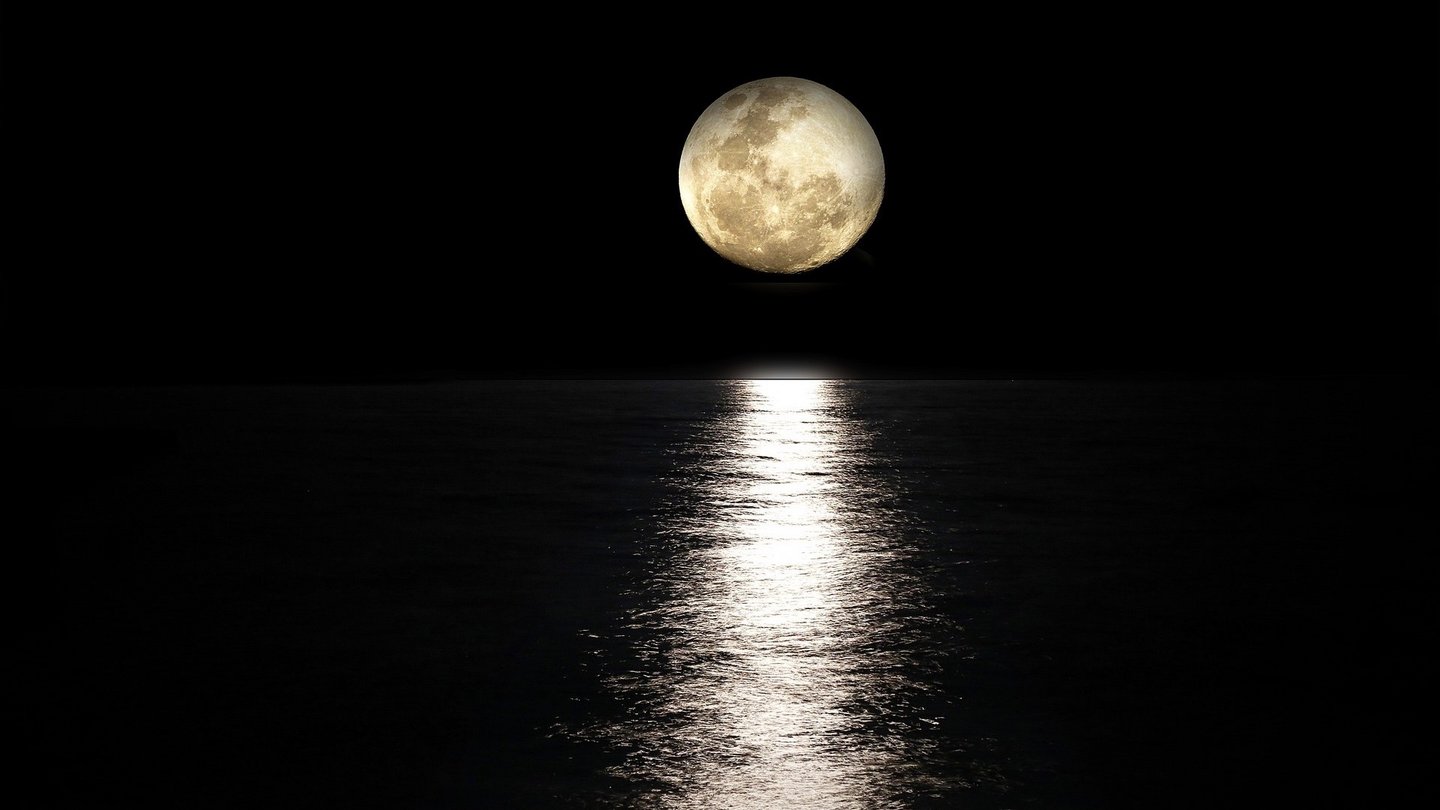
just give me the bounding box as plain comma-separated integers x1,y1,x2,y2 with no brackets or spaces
15,379,1435,808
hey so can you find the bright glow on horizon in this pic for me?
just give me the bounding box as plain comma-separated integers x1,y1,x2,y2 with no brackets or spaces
730,363,849,380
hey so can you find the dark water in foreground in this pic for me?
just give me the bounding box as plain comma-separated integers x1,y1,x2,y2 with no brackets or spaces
14,380,1436,808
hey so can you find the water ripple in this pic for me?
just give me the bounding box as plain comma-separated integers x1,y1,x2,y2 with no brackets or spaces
571,380,964,808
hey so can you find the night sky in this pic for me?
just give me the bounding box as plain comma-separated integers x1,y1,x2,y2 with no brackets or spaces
6,7,1436,380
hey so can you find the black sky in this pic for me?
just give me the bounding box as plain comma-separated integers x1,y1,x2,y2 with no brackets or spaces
6,6,1437,380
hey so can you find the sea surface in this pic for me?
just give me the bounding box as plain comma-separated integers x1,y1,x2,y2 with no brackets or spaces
14,379,1435,808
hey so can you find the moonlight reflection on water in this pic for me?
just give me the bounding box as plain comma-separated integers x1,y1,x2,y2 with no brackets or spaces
577,380,960,807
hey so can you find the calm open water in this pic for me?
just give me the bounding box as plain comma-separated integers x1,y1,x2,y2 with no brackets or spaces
16,379,1435,808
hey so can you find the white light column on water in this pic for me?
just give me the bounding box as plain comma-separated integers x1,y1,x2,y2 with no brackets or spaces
678,77,884,273
591,380,932,806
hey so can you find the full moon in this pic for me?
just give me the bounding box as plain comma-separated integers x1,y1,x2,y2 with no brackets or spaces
678,77,884,273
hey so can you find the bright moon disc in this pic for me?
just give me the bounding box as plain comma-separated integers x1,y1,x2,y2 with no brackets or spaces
679,77,884,273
